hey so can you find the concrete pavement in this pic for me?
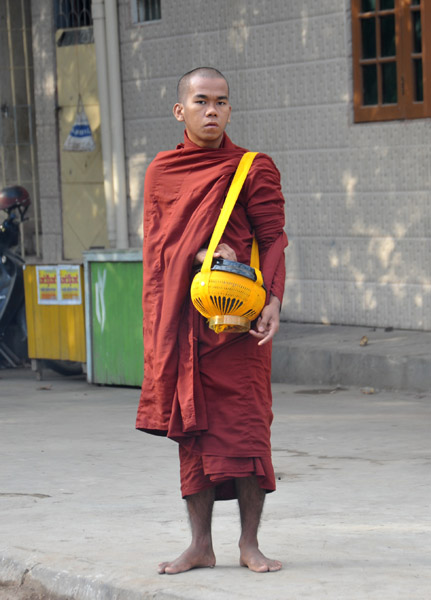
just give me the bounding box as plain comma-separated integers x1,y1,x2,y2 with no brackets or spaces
1,363,430,599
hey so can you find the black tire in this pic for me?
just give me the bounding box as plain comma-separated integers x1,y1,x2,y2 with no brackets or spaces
1,304,28,365
44,359,83,376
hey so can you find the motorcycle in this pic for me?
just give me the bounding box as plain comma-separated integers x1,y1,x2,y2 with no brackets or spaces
0,186,82,375
0,185,29,367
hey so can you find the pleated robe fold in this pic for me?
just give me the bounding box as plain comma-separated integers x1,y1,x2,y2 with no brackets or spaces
136,132,287,499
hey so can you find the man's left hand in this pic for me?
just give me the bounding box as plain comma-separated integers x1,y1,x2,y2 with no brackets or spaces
249,294,281,346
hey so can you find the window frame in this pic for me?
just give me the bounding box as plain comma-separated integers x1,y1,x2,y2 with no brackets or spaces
131,0,161,24
352,0,431,122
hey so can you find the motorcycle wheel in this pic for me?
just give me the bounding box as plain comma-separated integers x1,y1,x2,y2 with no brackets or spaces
44,359,83,376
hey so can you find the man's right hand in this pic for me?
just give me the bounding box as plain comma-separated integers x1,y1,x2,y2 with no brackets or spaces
249,294,281,346
194,243,237,265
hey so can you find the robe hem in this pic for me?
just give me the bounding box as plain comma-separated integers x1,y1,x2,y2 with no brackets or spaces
136,427,168,437
181,477,275,501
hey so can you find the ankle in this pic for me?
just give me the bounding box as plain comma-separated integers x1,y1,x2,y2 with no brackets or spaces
239,535,259,550
191,534,213,551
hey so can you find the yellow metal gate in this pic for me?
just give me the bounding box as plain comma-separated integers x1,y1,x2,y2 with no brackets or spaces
56,26,108,260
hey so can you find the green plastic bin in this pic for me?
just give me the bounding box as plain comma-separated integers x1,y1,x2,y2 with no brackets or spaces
84,249,143,386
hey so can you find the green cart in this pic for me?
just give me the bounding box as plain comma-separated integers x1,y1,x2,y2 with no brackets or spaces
84,249,143,386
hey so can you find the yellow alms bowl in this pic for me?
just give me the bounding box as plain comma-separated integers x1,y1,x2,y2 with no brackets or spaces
191,259,266,333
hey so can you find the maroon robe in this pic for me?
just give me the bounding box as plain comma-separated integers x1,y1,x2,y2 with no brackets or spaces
136,132,287,499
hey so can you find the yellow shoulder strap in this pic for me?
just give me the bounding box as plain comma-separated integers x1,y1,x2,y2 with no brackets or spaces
201,152,259,274
250,236,260,270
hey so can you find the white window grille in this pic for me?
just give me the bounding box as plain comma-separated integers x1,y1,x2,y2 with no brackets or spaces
55,0,93,29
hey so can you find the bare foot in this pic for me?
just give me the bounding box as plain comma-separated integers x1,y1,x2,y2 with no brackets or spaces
158,545,216,574
240,546,282,573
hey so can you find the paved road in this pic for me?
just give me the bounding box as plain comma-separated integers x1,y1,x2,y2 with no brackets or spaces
1,367,430,599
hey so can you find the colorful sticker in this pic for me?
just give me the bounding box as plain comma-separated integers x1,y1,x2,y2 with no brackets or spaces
36,265,82,305
59,266,82,304
36,267,59,304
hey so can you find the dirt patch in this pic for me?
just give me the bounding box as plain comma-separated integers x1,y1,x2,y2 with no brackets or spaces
0,580,72,600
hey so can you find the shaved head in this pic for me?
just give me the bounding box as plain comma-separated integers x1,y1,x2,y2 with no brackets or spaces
177,67,229,103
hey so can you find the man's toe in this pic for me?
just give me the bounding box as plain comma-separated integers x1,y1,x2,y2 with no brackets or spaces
157,562,170,574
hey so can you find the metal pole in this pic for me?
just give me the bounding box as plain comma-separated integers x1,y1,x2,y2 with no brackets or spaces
6,0,24,257
21,0,40,257
92,0,116,247
104,0,129,249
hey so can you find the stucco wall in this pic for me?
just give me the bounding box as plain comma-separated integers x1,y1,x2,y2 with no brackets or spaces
117,1,429,330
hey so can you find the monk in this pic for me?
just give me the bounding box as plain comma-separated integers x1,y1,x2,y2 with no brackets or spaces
136,67,287,574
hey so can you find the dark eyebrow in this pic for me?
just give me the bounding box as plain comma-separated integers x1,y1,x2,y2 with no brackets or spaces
193,93,229,100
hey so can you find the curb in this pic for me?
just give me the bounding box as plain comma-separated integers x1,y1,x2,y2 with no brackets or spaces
0,555,252,600
0,556,147,600
272,322,431,392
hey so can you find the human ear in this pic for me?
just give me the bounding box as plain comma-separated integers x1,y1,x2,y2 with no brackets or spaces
173,103,185,122
227,105,232,123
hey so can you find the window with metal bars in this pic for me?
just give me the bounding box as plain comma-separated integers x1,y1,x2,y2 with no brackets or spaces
351,0,430,122
55,0,93,29
132,0,161,23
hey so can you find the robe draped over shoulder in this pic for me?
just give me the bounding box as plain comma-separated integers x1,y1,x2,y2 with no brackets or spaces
136,132,287,497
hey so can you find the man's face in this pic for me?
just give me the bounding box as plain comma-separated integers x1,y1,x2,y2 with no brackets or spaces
173,75,232,148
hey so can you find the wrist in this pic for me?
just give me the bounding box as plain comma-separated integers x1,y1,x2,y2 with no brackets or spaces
269,293,281,309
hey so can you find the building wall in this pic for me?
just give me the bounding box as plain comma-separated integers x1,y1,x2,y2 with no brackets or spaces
118,0,431,331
